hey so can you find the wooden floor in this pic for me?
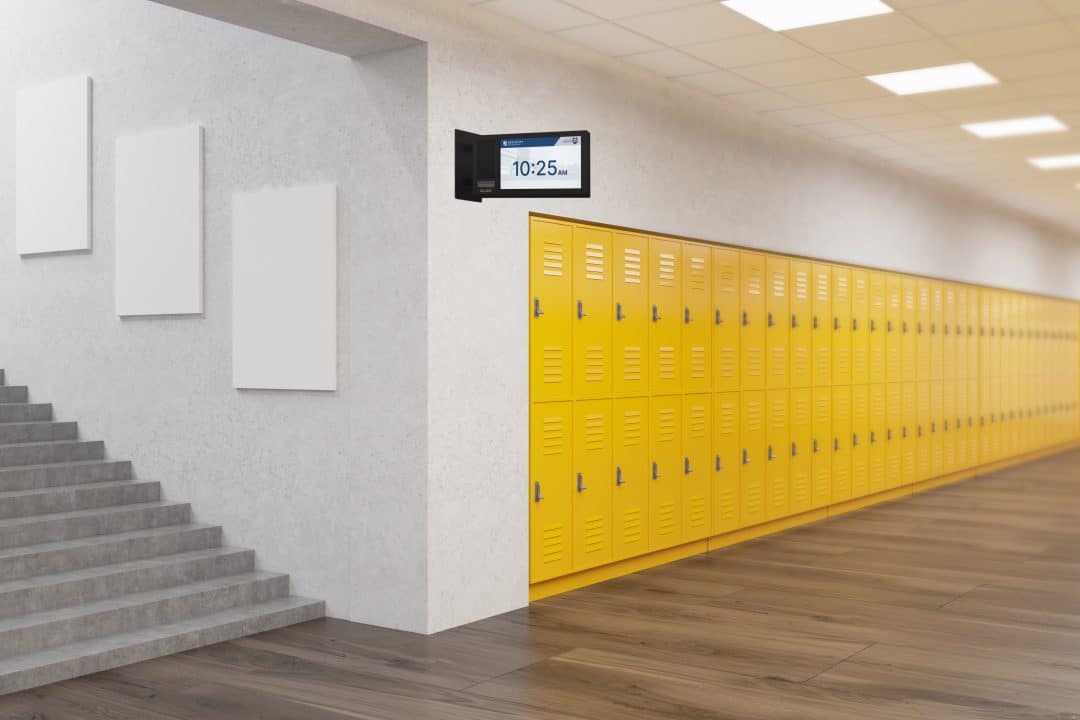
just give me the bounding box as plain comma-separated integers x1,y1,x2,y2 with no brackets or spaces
4,450,1080,719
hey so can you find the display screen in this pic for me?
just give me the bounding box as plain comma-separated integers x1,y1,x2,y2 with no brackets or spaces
499,135,584,191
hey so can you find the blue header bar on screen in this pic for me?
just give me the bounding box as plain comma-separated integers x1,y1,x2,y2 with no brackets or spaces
501,135,581,148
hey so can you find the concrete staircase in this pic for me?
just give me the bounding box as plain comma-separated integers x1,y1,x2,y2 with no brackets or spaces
0,370,324,695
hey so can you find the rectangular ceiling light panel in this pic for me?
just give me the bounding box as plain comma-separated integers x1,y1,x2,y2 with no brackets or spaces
722,0,893,31
867,62,997,95
1028,154,1080,170
962,115,1067,139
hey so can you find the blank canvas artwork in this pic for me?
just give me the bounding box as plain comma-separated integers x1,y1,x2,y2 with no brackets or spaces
115,124,203,316
232,184,337,391
15,75,92,255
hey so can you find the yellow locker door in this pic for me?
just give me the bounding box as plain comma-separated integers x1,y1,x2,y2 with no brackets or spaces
741,252,767,391
955,285,968,381
852,270,869,386
649,238,682,395
930,281,944,381
812,264,832,387
682,395,711,541
916,382,931,481
649,396,682,551
790,261,812,388
901,382,917,484
831,386,852,502
833,266,852,386
851,384,870,499
943,283,957,381
572,400,613,571
613,232,649,397
980,378,994,462
955,379,968,470
529,402,572,583
943,380,956,474
811,387,831,509
613,397,649,561
740,391,766,527
930,381,943,478
967,287,980,381
886,383,903,489
990,373,1003,461
713,248,740,392
886,274,902,384
573,226,613,400
916,279,931,382
869,271,886,384
968,377,981,465
682,244,711,394
790,388,812,514
713,392,740,535
765,390,790,520
529,219,573,403
868,383,886,494
902,277,917,382
766,256,790,389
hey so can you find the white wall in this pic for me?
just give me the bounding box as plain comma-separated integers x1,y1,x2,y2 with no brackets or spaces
0,0,429,630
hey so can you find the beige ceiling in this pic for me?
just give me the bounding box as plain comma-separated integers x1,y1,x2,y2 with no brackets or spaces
466,0,1080,233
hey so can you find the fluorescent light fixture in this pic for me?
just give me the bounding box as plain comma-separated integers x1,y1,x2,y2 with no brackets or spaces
1028,154,1080,170
962,115,1067,139
722,0,893,31
867,62,998,96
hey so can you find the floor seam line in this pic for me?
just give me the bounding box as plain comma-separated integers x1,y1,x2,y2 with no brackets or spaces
801,641,877,685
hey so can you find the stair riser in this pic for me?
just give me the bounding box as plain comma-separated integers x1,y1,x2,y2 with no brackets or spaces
0,461,132,492
0,405,52,424
0,423,77,445
0,550,255,621
0,575,289,660
0,442,105,469
0,388,28,404
0,504,190,551
0,483,161,520
0,526,221,583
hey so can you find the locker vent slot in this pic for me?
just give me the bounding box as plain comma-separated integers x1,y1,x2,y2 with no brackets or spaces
690,346,707,380
542,346,564,386
658,346,677,380
688,255,707,292
542,415,565,455
542,241,564,277
584,243,605,280
718,347,737,380
688,496,707,527
541,524,565,564
584,347,606,384
771,272,786,298
717,489,736,520
717,264,737,293
657,502,676,535
658,253,676,287
622,508,642,545
657,408,677,441
794,271,809,299
622,247,641,284
584,413,606,451
584,515,606,554
621,410,643,445
622,346,642,382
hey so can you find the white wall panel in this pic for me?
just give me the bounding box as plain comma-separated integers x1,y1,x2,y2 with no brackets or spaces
115,124,203,316
15,75,91,255
232,184,338,391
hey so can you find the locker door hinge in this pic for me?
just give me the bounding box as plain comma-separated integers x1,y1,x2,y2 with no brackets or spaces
616,302,625,321
533,482,543,503
577,300,587,319
685,307,692,324
652,305,661,322
576,472,587,492
533,297,544,318
652,461,661,479
615,467,625,486
715,454,723,471
684,457,693,474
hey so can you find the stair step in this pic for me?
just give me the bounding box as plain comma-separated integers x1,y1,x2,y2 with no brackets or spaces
0,481,160,520
0,501,190,550
0,422,77,446
0,524,222,583
0,460,132,492
0,571,289,660
0,405,52,424
0,546,254,620
0,595,324,695
0,441,105,469
0,387,28,404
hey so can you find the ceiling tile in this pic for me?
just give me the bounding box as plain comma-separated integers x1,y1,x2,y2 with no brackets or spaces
910,82,1022,110
732,56,854,87
821,96,924,119
836,133,900,150
805,121,871,138
980,47,1080,80
946,22,1077,60
765,106,839,126
685,33,814,68
1048,0,1080,17
620,48,715,76
937,99,1061,123
886,125,975,146
828,39,967,75
553,22,663,55
726,88,804,111
783,13,930,54
477,0,596,31
678,68,761,95
855,111,952,132
783,77,888,104
560,0,702,20
904,0,1056,34
618,3,762,45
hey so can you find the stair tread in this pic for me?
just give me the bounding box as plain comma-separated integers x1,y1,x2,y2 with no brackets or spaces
0,523,220,561
0,480,153,501
0,500,186,530
0,440,99,449
0,460,125,474
0,570,287,634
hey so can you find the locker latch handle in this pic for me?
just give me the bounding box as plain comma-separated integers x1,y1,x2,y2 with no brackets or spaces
944,420,949,431
715,309,722,325
685,307,692,324
616,467,625,486
931,422,936,433
791,442,797,457
852,318,858,331
870,431,876,444
944,325,949,336
833,438,840,452
902,426,908,438
833,317,840,331
577,300,587,319
533,297,544,318
534,482,544,503
616,302,625,322
887,320,893,333
870,319,876,332
918,322,923,334
768,312,775,327
956,325,961,336
577,472,588,492
742,449,750,465
887,428,892,441
853,433,859,447
812,438,819,453
791,314,798,329
917,425,923,437
813,315,819,329
652,461,661,479
767,445,775,461
715,454,723,471
684,457,693,474
742,310,749,326
903,321,908,333
931,323,936,334
652,305,661,323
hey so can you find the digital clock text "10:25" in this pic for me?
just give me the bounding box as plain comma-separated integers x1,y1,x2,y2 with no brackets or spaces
511,160,569,177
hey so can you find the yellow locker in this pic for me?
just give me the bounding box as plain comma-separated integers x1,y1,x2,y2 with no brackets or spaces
649,238,682,394
966,287,980,380
682,394,711,541
811,387,831,509
852,270,869,386
740,391,766,527
869,272,886,384
613,397,649,561
741,252,767,391
942,380,956,475
916,279,931,382
901,382,917,484
682,244,712,394
790,260,812,388
868,383,886,494
916,382,931,481
812,264,832,387
573,400,613,570
765,390,790,520
530,219,573,403
955,379,968,470
790,388,813,514
572,226,613,399
886,274,902,384
613,232,650,397
831,386,852,502
990,372,1003,461
980,377,994,462
943,283,957,380
902,277,917,383
967,377,980,466
930,281,944,381
886,383,903,489
529,402,572,582
712,392,740,535
713,248,740,392
648,396,681,550
851,384,869,499
930,381,943,478
954,284,967,380
766,256,790,389
833,266,852,386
